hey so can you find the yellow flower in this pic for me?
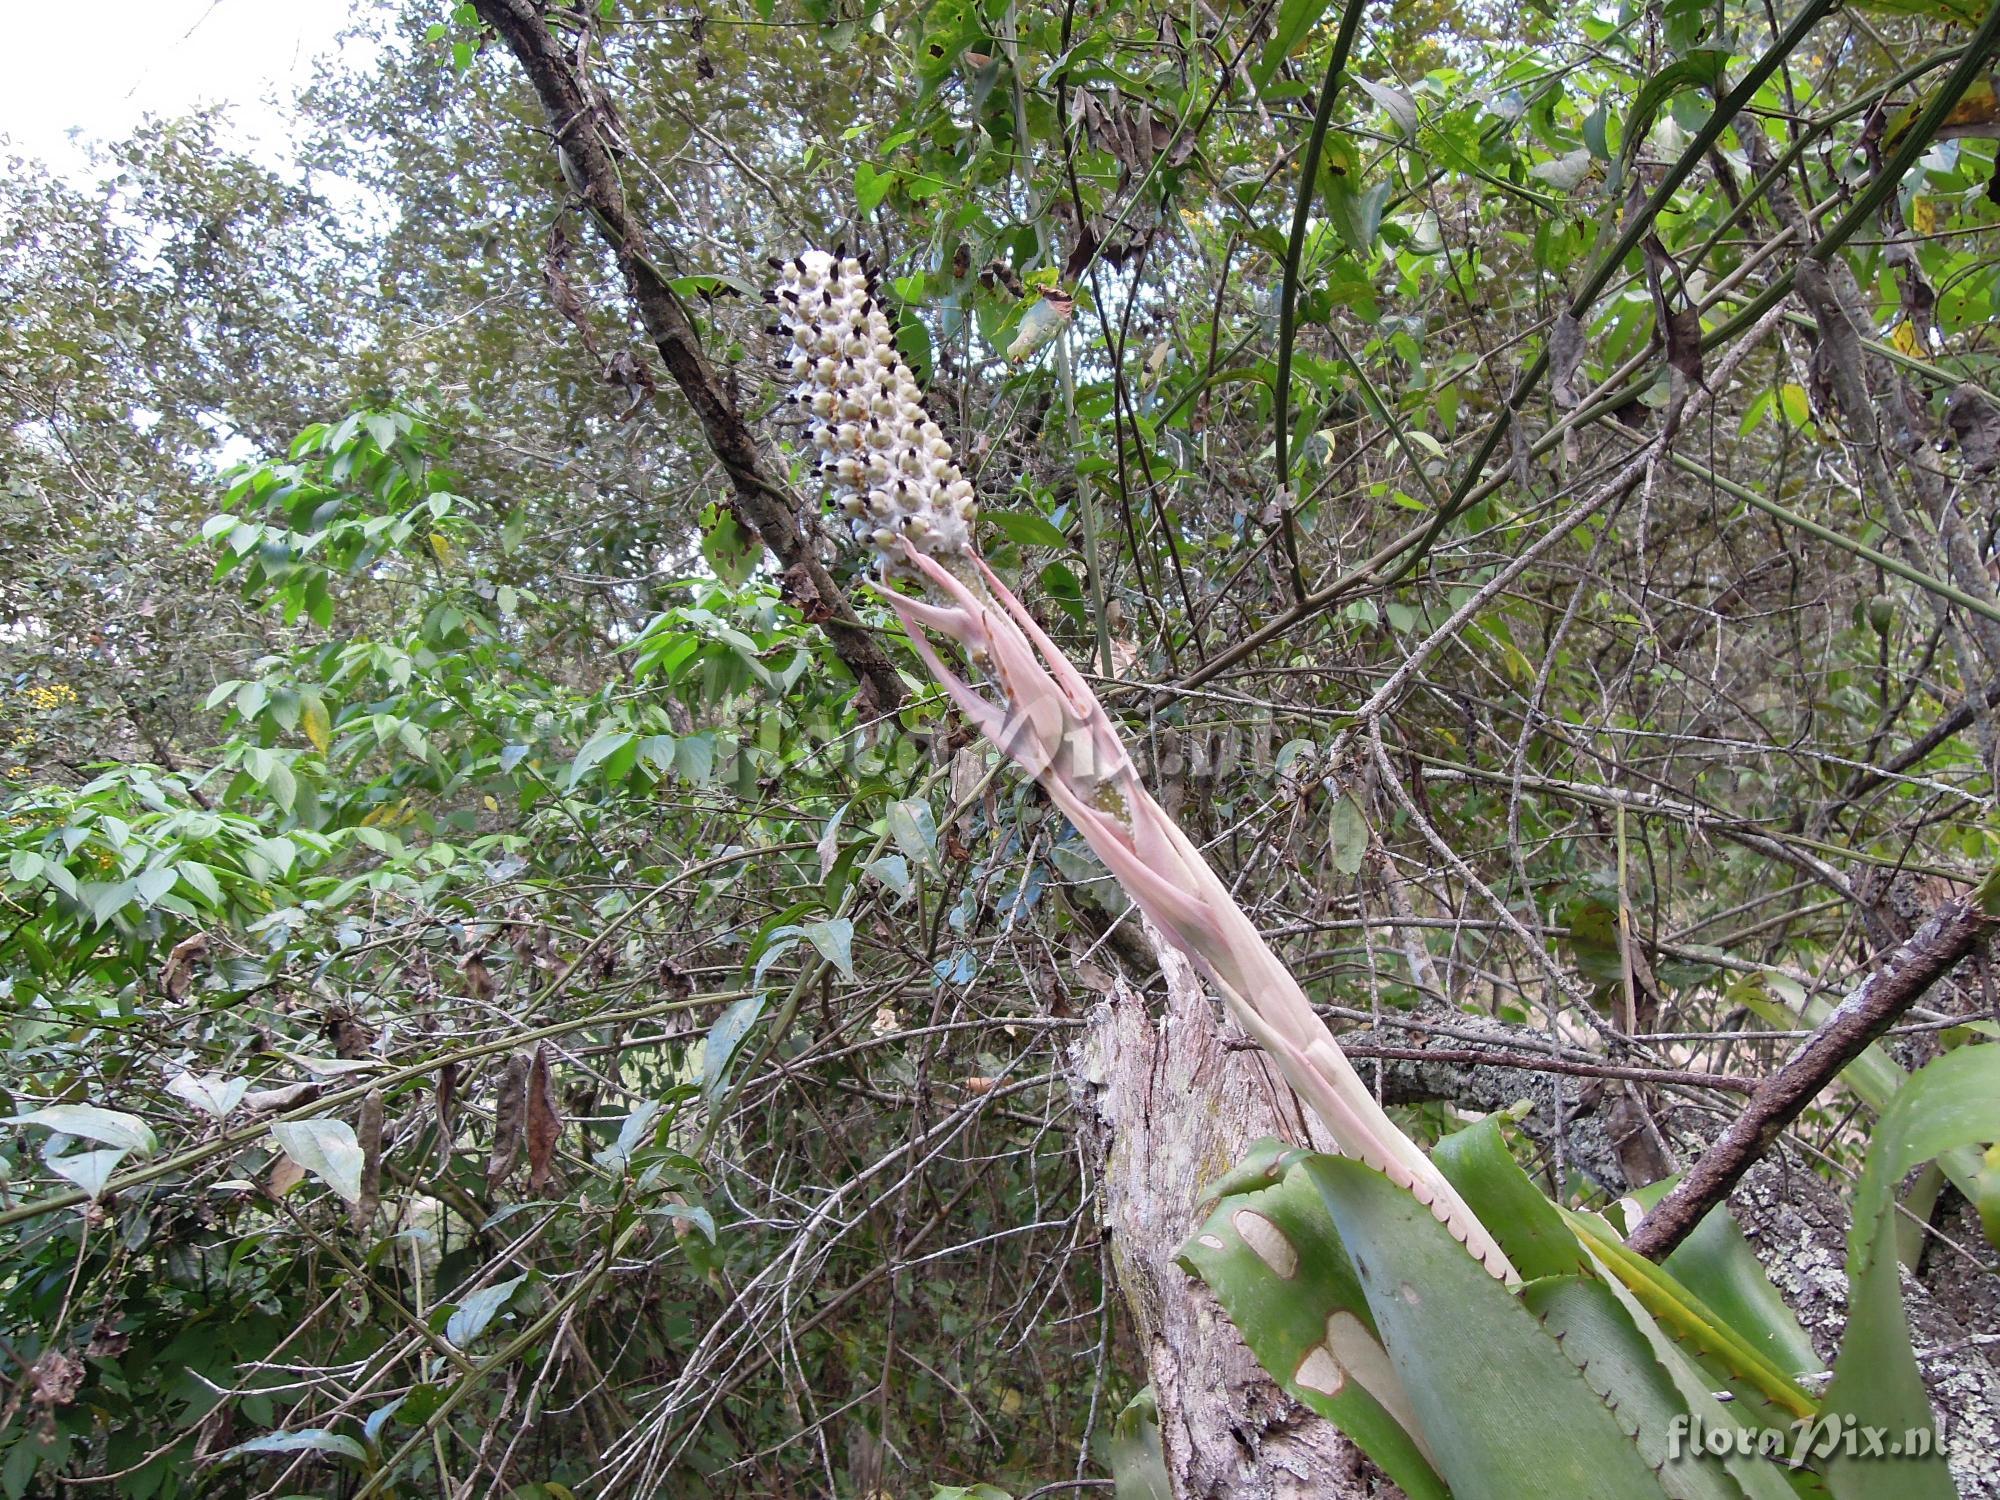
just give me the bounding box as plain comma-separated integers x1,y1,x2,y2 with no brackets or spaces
22,683,79,711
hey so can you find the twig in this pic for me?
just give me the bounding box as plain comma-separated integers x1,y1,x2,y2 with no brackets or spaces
1270,0,1366,603
1224,1038,1758,1093
1626,890,1996,1260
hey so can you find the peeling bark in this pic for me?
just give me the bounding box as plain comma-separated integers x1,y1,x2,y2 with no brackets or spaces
1071,933,1401,1499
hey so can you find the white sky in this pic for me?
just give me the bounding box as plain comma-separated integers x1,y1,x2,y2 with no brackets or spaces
0,0,362,179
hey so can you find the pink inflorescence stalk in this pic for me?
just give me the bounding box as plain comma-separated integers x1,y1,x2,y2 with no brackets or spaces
768,247,1516,1282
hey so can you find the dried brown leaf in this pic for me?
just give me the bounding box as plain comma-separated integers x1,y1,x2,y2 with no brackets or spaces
1891,241,1938,338
1641,233,1703,397
267,1152,306,1197
326,1013,374,1061
487,1052,530,1192
28,1350,83,1411
542,219,601,358
605,348,656,421
1549,312,1585,410
656,956,694,1000
459,950,495,1003
1663,304,1703,388
526,1042,563,1193
1063,223,1100,281
436,1060,458,1173
780,561,831,623
158,933,209,1002
1945,383,2000,473
978,258,1025,299
243,1082,320,1114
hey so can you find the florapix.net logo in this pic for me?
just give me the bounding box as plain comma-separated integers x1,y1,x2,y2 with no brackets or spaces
1668,1412,1939,1466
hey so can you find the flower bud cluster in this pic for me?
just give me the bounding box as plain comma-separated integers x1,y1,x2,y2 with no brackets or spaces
767,248,977,575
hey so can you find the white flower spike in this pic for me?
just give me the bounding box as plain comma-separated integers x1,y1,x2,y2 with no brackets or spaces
768,248,977,577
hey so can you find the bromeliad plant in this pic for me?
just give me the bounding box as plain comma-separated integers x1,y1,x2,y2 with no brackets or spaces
772,247,1514,1279
767,248,1997,1499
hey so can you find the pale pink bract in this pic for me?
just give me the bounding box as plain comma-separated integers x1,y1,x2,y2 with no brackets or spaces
771,248,1516,1282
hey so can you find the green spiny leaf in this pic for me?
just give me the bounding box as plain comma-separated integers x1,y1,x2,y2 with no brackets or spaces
1179,1156,1447,1498
1305,1154,1676,1500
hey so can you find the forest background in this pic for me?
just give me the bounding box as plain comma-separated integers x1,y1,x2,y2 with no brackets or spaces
5,0,2000,1493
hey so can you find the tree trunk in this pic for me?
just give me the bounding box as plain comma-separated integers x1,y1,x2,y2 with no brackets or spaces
1070,933,1403,1499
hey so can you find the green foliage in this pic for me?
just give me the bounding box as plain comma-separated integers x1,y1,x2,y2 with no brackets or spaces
1821,1047,2000,1499
6,0,2000,1490
1305,1150,1677,1500
1179,1142,1449,1497
1193,1079,2000,1498
1186,1132,1792,1495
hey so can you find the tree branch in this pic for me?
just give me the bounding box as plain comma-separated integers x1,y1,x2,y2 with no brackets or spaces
1626,891,1996,1260
1226,1038,1759,1094
471,0,905,711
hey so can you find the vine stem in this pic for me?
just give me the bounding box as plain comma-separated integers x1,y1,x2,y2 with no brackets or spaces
1271,0,1369,604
